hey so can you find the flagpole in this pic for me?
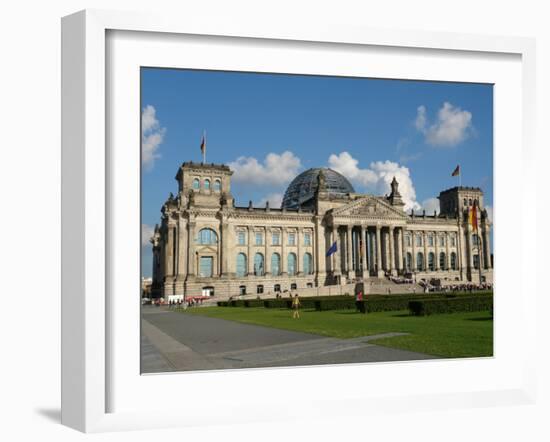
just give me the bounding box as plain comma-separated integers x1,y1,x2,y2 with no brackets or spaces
459,163,461,187
202,130,206,164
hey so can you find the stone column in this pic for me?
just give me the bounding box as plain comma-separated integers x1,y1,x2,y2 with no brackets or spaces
466,224,474,274
315,217,326,282
361,226,368,278
411,231,416,271
187,221,196,276
297,227,303,275
331,224,340,275
164,224,174,279
389,226,395,275
281,227,287,276
458,222,466,280
434,232,439,271
175,216,188,292
346,225,353,277
397,227,404,273
264,227,270,275
375,225,383,277
247,226,254,276
445,232,450,271
423,231,428,272
218,219,230,276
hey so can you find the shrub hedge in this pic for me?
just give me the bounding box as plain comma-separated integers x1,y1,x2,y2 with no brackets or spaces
215,291,493,313
408,295,493,316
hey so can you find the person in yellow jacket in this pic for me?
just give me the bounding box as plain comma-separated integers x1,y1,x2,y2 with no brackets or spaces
292,294,301,319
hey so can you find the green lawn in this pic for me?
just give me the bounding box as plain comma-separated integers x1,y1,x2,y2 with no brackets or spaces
180,307,493,358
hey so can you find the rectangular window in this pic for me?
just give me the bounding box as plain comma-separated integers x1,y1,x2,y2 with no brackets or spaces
440,236,445,247
405,235,411,247
473,254,480,270
199,256,213,278
255,232,263,245
237,231,246,245
288,233,296,246
304,232,311,246
416,235,422,247
272,232,280,245
428,235,434,247
451,236,456,247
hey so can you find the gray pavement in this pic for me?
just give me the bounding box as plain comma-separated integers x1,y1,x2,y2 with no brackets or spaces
141,307,436,373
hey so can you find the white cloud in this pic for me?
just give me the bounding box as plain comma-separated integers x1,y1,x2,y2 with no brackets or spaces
415,102,472,147
142,105,166,170
229,151,302,187
328,152,421,212
415,105,427,132
421,197,440,215
141,224,155,247
256,192,284,208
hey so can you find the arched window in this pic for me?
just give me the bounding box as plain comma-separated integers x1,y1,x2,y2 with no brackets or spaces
204,179,211,190
439,252,446,270
472,234,480,246
451,252,457,270
463,198,467,206
236,253,247,277
239,285,247,295
428,252,435,271
274,284,281,293
198,228,217,244
214,180,221,192
469,198,472,206
271,253,281,276
256,285,264,294
290,283,297,290
303,253,313,275
406,252,412,271
287,253,297,276
254,253,264,276
416,252,424,271
193,178,200,190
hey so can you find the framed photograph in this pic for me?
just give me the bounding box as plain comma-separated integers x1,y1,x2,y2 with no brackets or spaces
61,9,537,433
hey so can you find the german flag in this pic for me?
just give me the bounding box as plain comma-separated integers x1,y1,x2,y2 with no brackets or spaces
451,165,460,176
469,201,478,232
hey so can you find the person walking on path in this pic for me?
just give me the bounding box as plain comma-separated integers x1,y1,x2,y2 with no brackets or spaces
292,294,301,319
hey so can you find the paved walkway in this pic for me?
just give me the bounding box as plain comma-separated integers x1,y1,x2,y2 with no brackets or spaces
141,307,436,373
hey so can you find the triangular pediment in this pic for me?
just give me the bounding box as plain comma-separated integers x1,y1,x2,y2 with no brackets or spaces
330,196,407,220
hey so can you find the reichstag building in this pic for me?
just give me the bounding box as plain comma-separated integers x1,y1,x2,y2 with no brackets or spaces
150,162,493,299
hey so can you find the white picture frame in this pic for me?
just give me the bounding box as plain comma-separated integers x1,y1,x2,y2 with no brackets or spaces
61,9,537,433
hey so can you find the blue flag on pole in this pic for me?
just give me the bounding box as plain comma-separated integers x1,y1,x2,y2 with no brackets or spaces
326,241,337,257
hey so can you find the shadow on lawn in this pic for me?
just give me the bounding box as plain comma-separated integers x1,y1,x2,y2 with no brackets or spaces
466,316,493,321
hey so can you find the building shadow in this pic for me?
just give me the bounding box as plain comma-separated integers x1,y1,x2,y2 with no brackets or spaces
35,408,61,423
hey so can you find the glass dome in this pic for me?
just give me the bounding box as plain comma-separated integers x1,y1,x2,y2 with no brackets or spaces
281,168,355,209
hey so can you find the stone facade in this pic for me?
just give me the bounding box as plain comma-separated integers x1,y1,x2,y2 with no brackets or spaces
150,162,493,299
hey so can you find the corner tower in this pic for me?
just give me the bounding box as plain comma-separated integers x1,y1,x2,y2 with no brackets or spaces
438,186,484,217
175,161,234,208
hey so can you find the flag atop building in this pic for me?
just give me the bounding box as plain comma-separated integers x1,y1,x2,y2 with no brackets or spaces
200,131,206,163
451,165,460,176
326,241,337,257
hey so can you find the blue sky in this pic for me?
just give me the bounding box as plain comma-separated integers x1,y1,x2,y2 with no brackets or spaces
141,68,493,277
